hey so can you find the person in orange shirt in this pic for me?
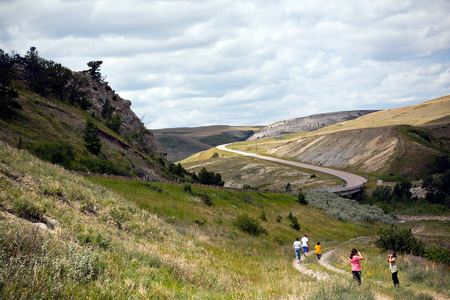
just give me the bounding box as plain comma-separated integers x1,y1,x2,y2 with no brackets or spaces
315,241,321,260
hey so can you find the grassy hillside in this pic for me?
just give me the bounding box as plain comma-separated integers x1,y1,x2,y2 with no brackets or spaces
1,88,173,181
2,142,448,299
154,125,262,161
0,141,400,299
181,147,343,191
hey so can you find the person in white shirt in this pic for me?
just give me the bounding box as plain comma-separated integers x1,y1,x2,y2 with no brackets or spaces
301,234,309,257
293,238,302,262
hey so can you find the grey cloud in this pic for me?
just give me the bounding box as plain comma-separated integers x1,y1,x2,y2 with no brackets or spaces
1,0,449,129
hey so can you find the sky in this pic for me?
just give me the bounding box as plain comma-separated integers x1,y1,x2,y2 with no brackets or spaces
1,0,450,129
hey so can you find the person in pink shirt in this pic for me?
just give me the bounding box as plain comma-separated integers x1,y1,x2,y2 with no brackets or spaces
349,248,364,285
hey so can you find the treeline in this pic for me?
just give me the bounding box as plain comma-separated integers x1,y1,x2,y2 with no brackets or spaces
165,162,224,186
367,155,450,208
0,47,92,115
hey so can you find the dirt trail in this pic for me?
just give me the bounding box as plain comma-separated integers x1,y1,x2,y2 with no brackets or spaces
217,143,367,193
294,236,448,300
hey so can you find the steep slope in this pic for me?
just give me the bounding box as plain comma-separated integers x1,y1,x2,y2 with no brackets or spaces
248,110,376,140
231,95,450,178
0,141,386,298
154,125,262,161
0,48,167,179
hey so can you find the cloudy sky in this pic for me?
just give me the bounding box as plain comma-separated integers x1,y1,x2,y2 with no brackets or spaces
1,0,450,129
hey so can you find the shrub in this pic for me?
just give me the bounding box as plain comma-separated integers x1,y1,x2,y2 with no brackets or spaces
371,186,392,202
297,190,307,204
66,246,102,282
284,183,292,193
168,163,186,177
287,212,301,231
424,245,450,265
13,199,46,223
305,191,394,223
32,141,74,168
234,214,267,236
197,167,224,186
107,113,122,133
83,120,102,155
243,195,252,203
41,182,64,198
77,232,110,250
183,184,192,193
144,183,163,193
110,207,128,229
199,193,213,206
375,225,425,256
77,157,130,176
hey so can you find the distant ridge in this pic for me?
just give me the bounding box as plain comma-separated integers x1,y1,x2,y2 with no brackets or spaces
248,110,377,140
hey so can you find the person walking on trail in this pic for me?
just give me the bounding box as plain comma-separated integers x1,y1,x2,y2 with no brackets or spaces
387,251,399,287
315,242,321,260
301,234,309,258
349,248,364,285
293,238,302,263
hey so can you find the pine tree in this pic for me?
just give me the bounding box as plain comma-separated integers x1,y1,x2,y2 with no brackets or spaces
83,120,102,155
0,49,21,118
87,60,103,80
297,189,307,204
107,113,122,133
101,99,114,120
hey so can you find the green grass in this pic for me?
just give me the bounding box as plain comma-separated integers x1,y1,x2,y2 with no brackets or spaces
2,141,448,299
328,239,450,298
0,88,161,178
1,141,383,299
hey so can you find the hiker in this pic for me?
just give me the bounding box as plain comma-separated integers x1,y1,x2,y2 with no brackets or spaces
387,251,399,287
301,234,309,257
349,248,364,285
315,241,321,260
293,238,302,263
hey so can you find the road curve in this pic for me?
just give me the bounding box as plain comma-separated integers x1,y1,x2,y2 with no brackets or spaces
217,143,367,193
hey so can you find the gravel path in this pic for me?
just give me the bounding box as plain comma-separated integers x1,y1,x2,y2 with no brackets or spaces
217,144,367,193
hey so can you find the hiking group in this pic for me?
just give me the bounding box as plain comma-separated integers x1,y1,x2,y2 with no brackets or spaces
293,237,399,287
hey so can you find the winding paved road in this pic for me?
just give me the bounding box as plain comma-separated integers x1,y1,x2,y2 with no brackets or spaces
217,143,367,194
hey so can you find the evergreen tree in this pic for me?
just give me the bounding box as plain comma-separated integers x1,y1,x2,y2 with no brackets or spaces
101,99,114,120
87,60,103,80
284,183,292,193
83,120,102,155
0,49,21,118
297,189,307,204
107,113,122,133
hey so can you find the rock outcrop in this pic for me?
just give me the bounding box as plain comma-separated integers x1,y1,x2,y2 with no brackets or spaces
78,71,159,154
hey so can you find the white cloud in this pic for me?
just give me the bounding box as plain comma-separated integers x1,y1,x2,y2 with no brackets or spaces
1,0,449,128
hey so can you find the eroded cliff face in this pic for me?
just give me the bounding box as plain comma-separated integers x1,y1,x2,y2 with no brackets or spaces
77,71,160,155
266,125,446,177
248,110,377,140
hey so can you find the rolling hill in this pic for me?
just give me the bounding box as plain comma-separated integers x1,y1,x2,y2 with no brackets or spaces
229,95,450,179
154,125,262,161
248,110,377,140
